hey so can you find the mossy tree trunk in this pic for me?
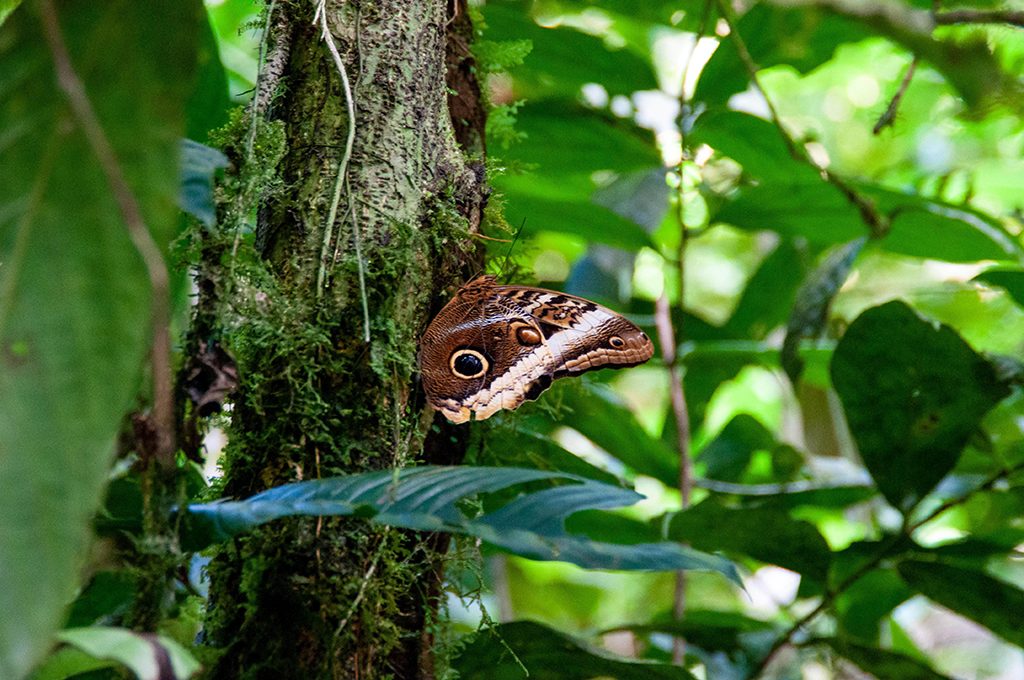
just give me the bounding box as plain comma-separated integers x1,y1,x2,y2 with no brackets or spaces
201,1,486,677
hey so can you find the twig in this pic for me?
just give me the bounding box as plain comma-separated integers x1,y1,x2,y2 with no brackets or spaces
747,459,1024,678
714,0,889,239
39,0,175,468
656,295,694,664
874,57,918,134
662,3,713,664
934,9,1024,27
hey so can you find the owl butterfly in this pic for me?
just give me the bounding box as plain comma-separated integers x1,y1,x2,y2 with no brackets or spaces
420,276,654,424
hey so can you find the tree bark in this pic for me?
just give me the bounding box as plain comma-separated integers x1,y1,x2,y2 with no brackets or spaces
202,1,485,677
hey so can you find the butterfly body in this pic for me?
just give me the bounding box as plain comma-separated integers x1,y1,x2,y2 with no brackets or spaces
420,276,654,423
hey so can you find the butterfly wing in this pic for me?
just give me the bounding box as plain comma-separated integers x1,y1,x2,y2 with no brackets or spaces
420,277,654,423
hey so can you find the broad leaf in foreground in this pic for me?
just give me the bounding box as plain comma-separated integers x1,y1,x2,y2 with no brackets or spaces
897,560,1024,649
186,466,741,580
0,4,201,676
831,302,1009,510
452,620,697,680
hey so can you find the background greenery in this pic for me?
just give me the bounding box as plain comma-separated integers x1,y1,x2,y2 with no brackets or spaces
2,0,1023,678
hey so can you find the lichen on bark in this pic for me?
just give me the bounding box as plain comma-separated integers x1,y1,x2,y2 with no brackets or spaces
197,1,487,677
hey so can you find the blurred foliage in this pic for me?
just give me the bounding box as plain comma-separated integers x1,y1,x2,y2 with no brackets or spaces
1,0,1023,678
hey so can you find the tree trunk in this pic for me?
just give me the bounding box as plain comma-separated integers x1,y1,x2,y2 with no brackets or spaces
201,1,486,677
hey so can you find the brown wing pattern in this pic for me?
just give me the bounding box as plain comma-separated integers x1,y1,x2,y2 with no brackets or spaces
420,276,654,423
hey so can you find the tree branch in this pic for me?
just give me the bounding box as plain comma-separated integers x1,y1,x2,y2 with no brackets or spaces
874,56,918,135
934,9,1024,27
38,0,175,468
714,0,889,239
747,458,1024,678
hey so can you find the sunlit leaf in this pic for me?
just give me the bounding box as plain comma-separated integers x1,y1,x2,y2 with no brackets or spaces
831,302,1010,510
49,627,199,680
483,1,658,98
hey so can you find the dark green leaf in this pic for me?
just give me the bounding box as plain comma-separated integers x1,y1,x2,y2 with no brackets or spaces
695,5,871,105
974,268,1024,308
186,466,740,580
835,570,913,642
483,1,658,98
897,560,1024,648
64,572,136,629
669,497,832,581
831,302,1010,510
453,621,697,680
824,638,953,680
782,238,864,383
697,414,776,482
722,239,807,340
493,101,661,251
0,4,201,676
479,426,622,485
608,610,774,654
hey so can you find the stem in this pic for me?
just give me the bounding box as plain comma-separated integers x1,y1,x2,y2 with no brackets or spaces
661,3,713,664
933,9,1024,27
39,0,175,468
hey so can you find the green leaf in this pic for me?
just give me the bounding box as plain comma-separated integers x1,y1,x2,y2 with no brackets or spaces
782,238,865,383
493,101,661,251
51,627,200,680
695,5,871,105
834,569,913,642
186,466,741,580
831,302,1010,510
897,560,1024,648
824,638,953,680
974,267,1024,308
482,1,658,98
697,414,776,482
452,620,697,680
607,610,774,654
0,4,201,677
669,497,833,581
555,382,680,487
722,239,807,340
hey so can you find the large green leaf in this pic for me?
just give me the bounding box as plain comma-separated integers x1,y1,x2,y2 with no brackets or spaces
824,638,953,680
0,3,201,677
831,302,1010,510
697,414,776,482
493,100,661,251
605,610,774,654
186,466,741,580
897,560,1024,648
669,497,833,581
452,620,697,680
483,1,658,98
697,111,1021,262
